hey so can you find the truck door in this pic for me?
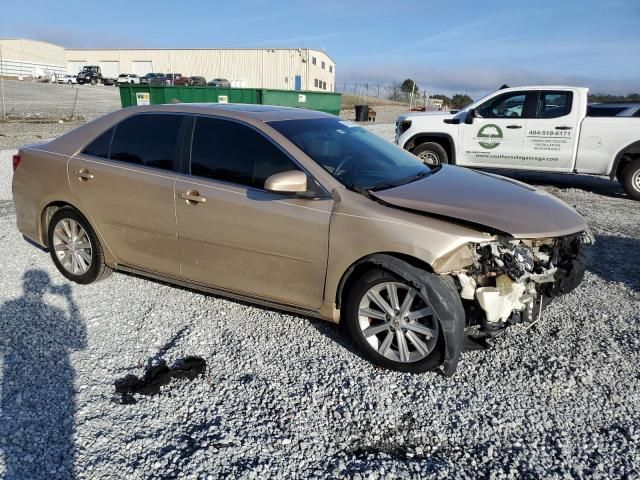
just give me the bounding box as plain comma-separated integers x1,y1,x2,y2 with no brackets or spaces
522,90,580,171
458,90,532,168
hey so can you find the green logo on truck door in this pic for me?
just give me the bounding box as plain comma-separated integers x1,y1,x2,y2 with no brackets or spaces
477,124,503,149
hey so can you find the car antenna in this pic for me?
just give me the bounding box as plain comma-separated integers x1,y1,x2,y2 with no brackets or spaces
499,84,510,90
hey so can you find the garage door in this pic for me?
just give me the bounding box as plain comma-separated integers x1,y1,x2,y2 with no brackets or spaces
67,61,87,75
99,61,120,79
132,61,153,76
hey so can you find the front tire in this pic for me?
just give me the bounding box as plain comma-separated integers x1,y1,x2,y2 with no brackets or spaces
47,208,112,284
345,269,444,373
621,160,640,201
412,142,448,166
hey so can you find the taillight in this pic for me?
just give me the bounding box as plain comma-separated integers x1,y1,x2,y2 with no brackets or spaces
12,153,22,172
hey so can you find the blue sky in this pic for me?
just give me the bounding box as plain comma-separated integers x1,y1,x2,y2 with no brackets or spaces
1,0,638,96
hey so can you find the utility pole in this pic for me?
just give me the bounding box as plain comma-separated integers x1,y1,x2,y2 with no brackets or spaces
0,45,6,120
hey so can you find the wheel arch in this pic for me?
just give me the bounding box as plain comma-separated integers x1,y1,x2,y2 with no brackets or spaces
404,132,456,164
610,140,640,180
336,252,465,376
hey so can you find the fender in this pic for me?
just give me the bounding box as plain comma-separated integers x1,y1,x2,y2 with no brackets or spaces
609,139,640,179
403,132,457,164
339,253,465,376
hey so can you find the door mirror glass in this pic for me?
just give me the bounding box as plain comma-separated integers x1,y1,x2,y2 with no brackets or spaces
264,170,307,193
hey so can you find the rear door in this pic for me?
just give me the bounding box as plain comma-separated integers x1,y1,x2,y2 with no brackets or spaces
523,90,580,171
174,115,333,309
458,90,533,167
69,113,187,276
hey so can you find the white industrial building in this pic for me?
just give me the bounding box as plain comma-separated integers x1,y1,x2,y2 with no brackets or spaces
0,38,336,92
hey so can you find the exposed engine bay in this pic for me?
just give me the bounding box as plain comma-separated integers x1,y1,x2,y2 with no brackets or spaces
452,232,593,333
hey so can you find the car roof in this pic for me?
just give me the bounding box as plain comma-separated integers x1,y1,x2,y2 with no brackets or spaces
123,103,335,122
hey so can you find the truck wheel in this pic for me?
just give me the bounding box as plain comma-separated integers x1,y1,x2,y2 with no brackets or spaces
621,160,640,201
90,78,97,85
345,269,444,373
412,142,448,166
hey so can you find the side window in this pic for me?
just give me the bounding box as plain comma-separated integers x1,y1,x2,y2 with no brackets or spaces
82,127,114,159
633,108,640,118
190,117,300,189
109,114,182,171
536,91,572,118
478,92,527,118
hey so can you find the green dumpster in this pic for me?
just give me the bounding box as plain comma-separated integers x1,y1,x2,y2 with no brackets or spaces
119,85,340,116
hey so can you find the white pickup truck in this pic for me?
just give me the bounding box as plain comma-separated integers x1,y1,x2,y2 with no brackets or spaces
395,86,640,200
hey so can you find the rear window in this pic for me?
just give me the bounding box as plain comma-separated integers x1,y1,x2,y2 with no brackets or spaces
536,92,572,118
82,128,114,159
109,114,183,171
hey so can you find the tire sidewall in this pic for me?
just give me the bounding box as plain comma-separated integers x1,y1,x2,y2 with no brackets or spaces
412,142,448,166
622,161,640,201
345,269,444,373
47,208,103,284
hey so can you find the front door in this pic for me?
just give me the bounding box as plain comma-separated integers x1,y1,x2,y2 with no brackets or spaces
68,113,186,276
294,75,302,91
175,116,332,309
522,90,580,171
458,90,531,168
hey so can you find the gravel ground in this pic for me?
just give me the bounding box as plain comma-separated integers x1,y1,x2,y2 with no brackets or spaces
1,105,639,478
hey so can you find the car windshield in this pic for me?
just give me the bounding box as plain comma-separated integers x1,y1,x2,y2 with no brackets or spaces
269,117,433,192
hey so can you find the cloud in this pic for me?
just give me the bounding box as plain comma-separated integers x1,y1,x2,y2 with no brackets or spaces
337,63,640,96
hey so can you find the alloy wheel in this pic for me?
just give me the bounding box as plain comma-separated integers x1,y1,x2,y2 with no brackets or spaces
52,218,93,275
357,282,438,363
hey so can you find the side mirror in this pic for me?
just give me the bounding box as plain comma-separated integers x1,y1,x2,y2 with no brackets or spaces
464,108,476,124
264,170,308,194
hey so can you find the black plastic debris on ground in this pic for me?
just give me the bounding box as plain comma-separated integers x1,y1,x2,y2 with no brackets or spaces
113,356,206,405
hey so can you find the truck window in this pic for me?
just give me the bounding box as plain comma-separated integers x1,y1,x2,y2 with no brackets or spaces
536,92,572,118
477,92,527,118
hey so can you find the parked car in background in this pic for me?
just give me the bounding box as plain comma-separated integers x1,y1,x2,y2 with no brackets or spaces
207,78,230,87
149,74,170,86
58,75,78,85
166,73,183,85
117,74,140,85
189,76,207,86
587,102,640,117
12,104,592,375
174,76,208,86
139,73,163,85
395,85,640,200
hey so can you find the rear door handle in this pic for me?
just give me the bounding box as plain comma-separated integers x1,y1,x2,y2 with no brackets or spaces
178,190,207,205
74,169,94,181
506,125,522,129
555,126,573,130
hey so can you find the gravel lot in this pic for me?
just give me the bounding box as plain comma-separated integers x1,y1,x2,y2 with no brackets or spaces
0,91,639,478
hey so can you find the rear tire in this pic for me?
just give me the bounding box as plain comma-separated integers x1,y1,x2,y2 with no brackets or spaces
621,160,640,201
47,207,112,284
412,142,448,166
345,269,444,373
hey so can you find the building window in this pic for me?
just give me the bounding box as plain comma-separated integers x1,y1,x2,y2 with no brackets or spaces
312,57,316,65
329,65,333,73
314,79,318,87
321,61,325,70
323,81,327,90
284,77,288,84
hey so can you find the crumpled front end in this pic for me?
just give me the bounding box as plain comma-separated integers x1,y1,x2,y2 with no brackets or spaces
434,231,593,332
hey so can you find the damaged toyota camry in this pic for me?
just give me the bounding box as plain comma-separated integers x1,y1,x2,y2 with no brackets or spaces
12,104,592,375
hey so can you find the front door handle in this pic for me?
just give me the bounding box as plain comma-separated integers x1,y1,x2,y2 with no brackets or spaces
555,126,573,130
506,125,522,129
178,190,207,205
74,169,94,181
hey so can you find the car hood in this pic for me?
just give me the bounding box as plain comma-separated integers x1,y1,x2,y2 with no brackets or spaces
370,165,587,238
